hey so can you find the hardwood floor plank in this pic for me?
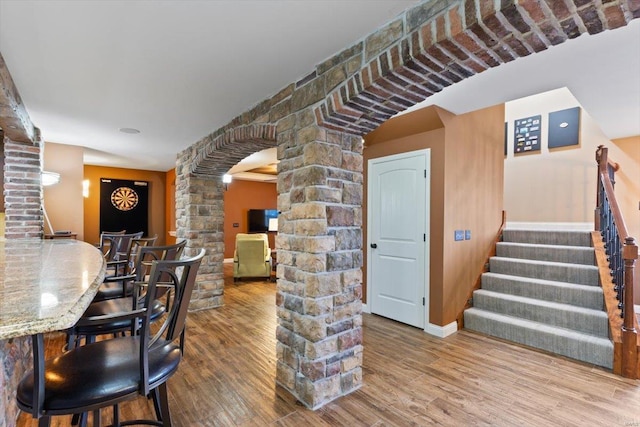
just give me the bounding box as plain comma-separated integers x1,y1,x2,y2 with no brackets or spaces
16,264,640,426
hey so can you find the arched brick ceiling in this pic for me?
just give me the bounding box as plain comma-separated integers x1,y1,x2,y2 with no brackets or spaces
191,123,277,177
315,0,638,135
189,0,637,179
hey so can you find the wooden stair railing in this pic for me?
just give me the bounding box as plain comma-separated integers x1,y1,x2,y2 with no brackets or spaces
594,145,639,379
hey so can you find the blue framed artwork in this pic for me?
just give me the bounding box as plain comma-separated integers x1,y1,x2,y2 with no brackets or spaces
548,107,580,149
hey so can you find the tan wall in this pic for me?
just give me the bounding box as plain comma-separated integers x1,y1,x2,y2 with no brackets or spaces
165,168,177,245
612,135,640,304
363,104,505,327
504,88,639,235
43,142,85,240
440,105,505,325
83,165,167,246
223,179,277,258
611,135,640,242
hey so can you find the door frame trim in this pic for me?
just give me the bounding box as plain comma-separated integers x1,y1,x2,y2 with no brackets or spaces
366,148,430,331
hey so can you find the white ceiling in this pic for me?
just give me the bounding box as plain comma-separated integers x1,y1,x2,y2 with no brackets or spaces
1,1,638,175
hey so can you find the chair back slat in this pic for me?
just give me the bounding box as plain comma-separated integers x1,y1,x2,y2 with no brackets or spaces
138,248,205,395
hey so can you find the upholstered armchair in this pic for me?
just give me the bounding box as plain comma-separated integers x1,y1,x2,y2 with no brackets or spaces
233,233,272,280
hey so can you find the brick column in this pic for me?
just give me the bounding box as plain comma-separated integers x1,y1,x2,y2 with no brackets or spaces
275,123,363,409
175,160,224,310
3,136,43,238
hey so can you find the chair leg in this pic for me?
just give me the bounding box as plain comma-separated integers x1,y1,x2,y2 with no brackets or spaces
66,333,75,351
92,409,101,427
38,416,51,427
71,412,88,427
151,388,162,421
157,383,172,427
112,404,119,426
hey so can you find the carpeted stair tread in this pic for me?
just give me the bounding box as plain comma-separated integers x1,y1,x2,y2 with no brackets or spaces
502,229,592,247
481,272,604,310
464,308,613,369
490,256,599,286
472,289,609,337
464,227,613,370
496,242,595,265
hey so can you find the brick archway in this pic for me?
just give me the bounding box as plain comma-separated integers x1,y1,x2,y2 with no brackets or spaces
175,0,638,410
191,123,278,177
175,123,278,311
313,0,636,135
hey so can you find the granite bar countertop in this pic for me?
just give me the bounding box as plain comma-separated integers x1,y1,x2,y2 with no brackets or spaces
0,239,106,340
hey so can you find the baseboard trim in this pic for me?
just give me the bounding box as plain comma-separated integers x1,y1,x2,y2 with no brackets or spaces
362,303,370,314
424,321,458,338
506,222,593,231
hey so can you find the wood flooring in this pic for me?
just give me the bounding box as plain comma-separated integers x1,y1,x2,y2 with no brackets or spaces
17,264,640,426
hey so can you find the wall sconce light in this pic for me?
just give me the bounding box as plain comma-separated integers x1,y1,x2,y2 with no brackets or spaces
41,170,61,234
222,174,232,190
41,171,61,187
82,179,90,198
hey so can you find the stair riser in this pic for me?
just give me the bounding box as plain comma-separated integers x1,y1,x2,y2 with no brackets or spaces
496,243,595,265
481,274,604,310
464,309,612,369
490,258,599,286
473,292,609,337
502,230,592,247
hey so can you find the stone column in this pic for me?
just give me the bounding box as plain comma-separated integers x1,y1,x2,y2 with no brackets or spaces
175,161,224,311
275,123,363,409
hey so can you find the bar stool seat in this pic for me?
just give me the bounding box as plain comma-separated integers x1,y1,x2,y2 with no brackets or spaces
17,336,180,413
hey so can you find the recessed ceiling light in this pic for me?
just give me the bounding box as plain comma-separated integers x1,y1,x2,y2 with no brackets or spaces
119,127,140,134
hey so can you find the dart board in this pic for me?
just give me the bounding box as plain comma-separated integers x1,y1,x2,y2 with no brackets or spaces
100,178,148,236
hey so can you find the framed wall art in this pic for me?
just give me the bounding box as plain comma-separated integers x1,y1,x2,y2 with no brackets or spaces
513,115,541,154
548,106,581,149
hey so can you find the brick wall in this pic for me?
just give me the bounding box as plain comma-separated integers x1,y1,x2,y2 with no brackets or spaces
175,0,639,410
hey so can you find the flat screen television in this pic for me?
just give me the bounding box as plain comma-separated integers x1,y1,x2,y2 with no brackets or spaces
247,209,278,233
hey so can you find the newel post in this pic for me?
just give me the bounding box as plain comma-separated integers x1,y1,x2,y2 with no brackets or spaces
594,145,605,231
622,237,638,379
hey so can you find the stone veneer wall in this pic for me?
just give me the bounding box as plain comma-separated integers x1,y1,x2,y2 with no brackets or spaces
174,0,638,410
1,134,43,427
174,170,226,310
0,337,31,427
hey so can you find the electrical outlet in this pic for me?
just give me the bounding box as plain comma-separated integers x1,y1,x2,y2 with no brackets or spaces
465,230,471,240
454,230,464,241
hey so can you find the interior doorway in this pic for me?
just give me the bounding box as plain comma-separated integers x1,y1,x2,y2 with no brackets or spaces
367,149,430,329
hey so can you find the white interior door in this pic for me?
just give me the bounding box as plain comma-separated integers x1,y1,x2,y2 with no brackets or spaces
368,150,429,328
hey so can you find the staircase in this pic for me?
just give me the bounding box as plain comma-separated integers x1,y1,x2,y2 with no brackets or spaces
464,228,613,369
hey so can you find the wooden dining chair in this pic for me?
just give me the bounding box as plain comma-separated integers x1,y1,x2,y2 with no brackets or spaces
17,249,206,427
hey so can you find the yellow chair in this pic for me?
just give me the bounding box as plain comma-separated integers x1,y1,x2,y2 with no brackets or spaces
233,233,272,281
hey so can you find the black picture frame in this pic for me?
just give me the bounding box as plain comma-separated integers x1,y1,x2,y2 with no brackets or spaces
513,115,541,154
548,107,580,149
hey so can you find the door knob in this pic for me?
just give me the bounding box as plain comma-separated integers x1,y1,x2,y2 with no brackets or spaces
370,243,377,248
